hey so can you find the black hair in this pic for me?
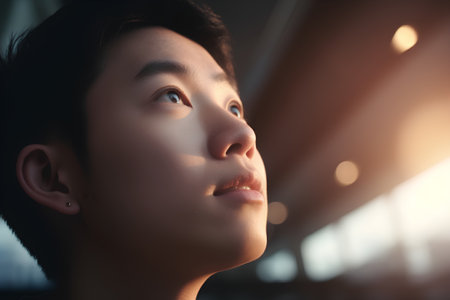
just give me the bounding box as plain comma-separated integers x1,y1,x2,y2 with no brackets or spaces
0,0,235,282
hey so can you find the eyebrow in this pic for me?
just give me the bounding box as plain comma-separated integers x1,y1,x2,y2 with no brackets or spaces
135,60,187,80
134,60,230,85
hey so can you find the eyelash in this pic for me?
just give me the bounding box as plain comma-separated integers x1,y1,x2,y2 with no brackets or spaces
228,101,245,119
152,86,244,119
153,86,191,107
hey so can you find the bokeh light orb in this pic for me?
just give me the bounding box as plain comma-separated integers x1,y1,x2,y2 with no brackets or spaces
335,160,359,186
268,202,288,225
392,25,418,53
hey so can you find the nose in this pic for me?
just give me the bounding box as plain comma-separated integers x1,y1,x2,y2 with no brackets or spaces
207,115,257,160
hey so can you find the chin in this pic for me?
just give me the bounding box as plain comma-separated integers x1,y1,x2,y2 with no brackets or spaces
239,230,267,265
213,228,268,273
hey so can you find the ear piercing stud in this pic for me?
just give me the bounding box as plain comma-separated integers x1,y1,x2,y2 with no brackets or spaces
65,201,72,207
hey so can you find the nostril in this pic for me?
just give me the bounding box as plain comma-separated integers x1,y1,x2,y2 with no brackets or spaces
226,143,242,155
208,121,257,159
246,146,255,158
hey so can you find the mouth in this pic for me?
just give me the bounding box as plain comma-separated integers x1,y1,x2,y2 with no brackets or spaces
213,172,263,197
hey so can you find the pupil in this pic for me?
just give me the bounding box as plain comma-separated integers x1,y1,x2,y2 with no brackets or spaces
231,106,240,117
168,92,180,103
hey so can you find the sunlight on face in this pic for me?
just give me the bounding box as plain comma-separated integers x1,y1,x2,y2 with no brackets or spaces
179,154,206,167
82,27,268,272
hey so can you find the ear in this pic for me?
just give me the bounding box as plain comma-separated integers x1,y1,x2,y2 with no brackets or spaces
16,144,82,215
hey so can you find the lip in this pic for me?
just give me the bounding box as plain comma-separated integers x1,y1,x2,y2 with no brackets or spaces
213,172,264,204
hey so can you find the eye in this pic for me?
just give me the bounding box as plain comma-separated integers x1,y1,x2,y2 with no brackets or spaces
157,90,183,104
229,102,244,118
153,88,191,107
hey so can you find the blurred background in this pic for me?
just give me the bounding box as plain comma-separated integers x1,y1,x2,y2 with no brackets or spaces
1,0,450,299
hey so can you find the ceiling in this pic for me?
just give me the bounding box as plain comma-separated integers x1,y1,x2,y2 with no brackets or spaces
1,0,450,298
208,0,450,244
205,1,450,291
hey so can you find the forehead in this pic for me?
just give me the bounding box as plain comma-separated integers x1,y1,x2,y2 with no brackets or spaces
100,27,226,82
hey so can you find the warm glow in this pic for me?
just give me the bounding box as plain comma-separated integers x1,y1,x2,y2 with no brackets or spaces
392,25,418,53
301,158,450,281
268,201,288,225
335,160,359,186
392,157,450,245
397,100,450,175
180,154,206,167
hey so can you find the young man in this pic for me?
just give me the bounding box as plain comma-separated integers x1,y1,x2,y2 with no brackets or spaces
0,1,267,299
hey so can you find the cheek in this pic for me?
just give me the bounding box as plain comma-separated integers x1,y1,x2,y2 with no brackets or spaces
81,104,268,265
82,114,207,246
253,147,268,197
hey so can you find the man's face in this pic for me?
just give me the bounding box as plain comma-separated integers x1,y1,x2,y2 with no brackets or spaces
81,27,267,272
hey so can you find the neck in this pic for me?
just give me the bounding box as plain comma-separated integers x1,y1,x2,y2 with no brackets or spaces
67,233,210,300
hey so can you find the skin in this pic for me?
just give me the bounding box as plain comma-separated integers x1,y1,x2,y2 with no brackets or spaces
16,27,267,300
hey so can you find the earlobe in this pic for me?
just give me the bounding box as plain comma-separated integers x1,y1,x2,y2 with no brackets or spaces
16,144,80,215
